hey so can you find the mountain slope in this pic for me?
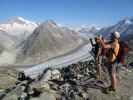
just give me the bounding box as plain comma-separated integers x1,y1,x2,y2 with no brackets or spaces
0,30,16,65
17,20,87,64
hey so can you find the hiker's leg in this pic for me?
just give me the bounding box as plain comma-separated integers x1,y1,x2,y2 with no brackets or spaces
96,63,102,80
111,64,117,90
107,64,116,89
96,56,102,80
107,64,112,85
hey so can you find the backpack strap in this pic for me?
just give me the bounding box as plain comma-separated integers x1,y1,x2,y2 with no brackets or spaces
110,48,117,57
110,47,120,64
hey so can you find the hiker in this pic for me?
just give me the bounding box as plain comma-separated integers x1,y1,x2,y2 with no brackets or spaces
99,31,120,92
90,35,102,80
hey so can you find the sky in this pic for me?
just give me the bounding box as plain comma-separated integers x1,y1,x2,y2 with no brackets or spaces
0,0,133,27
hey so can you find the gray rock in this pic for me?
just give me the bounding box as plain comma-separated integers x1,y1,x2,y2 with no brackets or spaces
51,69,61,80
41,70,52,82
30,92,56,100
130,96,133,100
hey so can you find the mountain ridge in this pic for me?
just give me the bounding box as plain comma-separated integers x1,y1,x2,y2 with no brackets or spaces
98,17,133,40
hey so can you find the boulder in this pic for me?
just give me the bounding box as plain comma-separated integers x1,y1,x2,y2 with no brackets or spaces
51,69,61,80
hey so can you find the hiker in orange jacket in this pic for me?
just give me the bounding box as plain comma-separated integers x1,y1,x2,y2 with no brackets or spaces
99,32,120,92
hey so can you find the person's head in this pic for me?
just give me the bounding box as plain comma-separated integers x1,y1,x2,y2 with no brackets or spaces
95,35,101,43
110,31,120,41
95,37,100,43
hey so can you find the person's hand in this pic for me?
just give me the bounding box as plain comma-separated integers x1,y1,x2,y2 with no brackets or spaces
99,36,103,42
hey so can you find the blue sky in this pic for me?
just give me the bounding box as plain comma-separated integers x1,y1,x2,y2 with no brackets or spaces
0,0,133,27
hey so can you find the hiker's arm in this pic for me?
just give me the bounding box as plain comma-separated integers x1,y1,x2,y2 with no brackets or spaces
89,38,95,46
100,39,112,49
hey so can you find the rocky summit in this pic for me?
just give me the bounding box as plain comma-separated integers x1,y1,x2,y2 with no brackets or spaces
0,52,133,100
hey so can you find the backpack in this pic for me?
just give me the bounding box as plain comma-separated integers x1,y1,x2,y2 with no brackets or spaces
113,41,129,64
101,47,109,56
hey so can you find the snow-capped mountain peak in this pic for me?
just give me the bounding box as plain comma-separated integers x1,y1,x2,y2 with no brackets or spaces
119,17,133,25
125,19,132,24
124,19,132,25
0,17,38,37
6,17,37,26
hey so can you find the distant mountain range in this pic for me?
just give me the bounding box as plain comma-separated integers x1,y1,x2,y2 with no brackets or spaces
67,25,100,34
98,17,133,40
0,17,87,65
78,26,99,34
0,16,133,65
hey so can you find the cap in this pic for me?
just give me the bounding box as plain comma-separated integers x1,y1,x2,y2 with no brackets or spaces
112,31,120,39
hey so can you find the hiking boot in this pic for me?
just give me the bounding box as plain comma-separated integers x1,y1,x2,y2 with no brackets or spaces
102,87,110,94
108,86,116,92
102,86,116,94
